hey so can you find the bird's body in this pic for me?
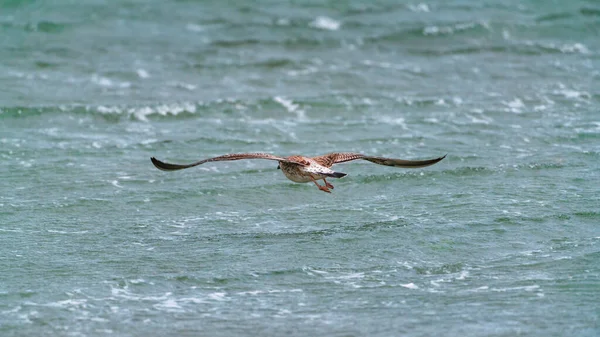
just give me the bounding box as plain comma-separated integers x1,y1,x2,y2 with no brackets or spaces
277,156,347,191
151,152,445,193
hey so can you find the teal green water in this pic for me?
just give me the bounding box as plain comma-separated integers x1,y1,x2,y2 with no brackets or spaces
1,0,599,336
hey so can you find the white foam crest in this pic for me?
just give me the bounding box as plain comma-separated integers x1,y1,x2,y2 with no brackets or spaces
525,41,590,54
287,66,319,77
47,229,89,234
198,166,220,173
309,16,341,30
303,266,328,276
110,180,123,188
207,292,228,301
467,286,489,292
456,270,469,280
275,18,290,26
424,26,450,35
186,23,204,32
397,261,414,270
275,309,293,317
465,113,493,125
154,298,184,312
576,121,600,133
236,116,298,139
503,98,526,113
110,286,173,303
491,285,541,292
136,69,150,79
1,305,22,315
95,102,198,121
168,81,197,91
559,43,589,54
96,105,122,114
552,85,591,100
326,272,364,280
274,96,306,120
91,74,130,88
9,69,49,80
423,21,487,36
19,160,33,168
377,116,408,130
362,60,422,73
400,283,419,289
178,297,209,305
43,298,88,309
274,96,298,112
237,289,303,296
134,103,198,121
408,3,430,12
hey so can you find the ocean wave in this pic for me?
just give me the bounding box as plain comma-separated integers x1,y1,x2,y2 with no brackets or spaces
355,166,492,183
580,7,600,17
362,20,489,44
409,39,591,57
422,21,489,36
1,20,69,34
0,102,202,121
525,41,590,55
210,38,262,48
536,12,574,23
2,95,425,122
537,7,600,21
414,262,465,275
24,20,68,33
309,16,341,31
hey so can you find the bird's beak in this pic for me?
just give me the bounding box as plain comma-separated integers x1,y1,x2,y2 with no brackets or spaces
277,165,280,169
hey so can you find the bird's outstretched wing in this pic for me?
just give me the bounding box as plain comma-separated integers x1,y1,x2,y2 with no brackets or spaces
310,153,366,167
312,153,446,168
151,153,305,171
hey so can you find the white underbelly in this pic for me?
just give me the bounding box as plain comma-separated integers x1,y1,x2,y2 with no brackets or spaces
281,167,324,183
283,172,316,183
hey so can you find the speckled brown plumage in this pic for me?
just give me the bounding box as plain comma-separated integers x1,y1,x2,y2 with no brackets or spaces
151,152,446,193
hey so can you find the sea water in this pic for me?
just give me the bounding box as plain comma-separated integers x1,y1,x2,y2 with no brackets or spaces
1,1,599,336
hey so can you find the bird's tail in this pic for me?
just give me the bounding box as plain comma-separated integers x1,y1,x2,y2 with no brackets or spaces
325,171,347,178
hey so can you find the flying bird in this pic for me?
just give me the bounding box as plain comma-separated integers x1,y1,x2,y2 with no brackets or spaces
150,152,446,193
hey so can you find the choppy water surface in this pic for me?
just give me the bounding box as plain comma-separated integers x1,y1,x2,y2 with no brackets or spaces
1,0,599,336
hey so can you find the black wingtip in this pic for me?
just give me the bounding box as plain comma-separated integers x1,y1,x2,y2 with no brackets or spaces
431,154,447,165
150,157,171,171
150,157,160,168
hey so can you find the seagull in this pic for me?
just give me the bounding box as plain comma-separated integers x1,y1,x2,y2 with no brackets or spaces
150,152,446,193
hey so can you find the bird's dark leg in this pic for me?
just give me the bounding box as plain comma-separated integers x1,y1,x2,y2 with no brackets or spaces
310,177,331,193
323,178,334,189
